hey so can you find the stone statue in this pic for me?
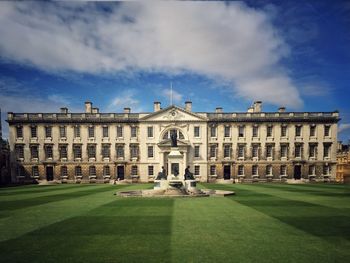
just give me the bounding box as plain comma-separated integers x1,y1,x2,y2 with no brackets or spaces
173,166,179,177
184,166,194,180
170,129,177,147
156,166,167,180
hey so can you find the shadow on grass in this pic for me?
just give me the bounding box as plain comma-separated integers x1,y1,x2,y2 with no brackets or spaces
0,184,82,196
0,198,174,263
205,184,350,242
0,185,123,212
255,184,350,197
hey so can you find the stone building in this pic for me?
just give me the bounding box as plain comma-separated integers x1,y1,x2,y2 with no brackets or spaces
336,142,350,183
6,101,339,184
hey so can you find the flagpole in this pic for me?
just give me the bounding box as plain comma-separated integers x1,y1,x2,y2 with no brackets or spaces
170,82,173,106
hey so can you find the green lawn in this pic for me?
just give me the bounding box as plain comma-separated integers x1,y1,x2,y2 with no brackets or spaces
1,183,350,263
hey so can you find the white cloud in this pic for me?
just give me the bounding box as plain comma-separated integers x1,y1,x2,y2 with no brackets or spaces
0,1,303,108
107,90,143,112
339,123,350,133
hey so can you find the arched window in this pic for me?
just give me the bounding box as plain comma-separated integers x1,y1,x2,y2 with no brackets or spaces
162,129,184,140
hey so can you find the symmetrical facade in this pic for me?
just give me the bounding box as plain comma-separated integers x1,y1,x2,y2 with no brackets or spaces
7,101,339,183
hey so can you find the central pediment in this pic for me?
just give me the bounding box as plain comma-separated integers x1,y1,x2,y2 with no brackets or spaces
140,105,207,122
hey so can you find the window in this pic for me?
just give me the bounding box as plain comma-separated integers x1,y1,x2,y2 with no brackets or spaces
267,125,273,137
103,126,109,137
252,126,258,137
73,145,82,159
210,165,216,176
103,166,110,176
18,165,25,177
224,126,231,137
281,145,288,158
309,144,317,158
194,126,200,137
32,166,39,177
147,126,153,138
281,125,287,137
252,165,258,176
238,165,244,176
266,165,272,176
61,166,67,177
16,126,23,138
309,165,315,175
210,145,216,158
45,126,52,138
310,125,316,137
323,165,330,175
130,145,139,158
238,126,245,137
224,145,231,158
116,145,124,158
266,145,273,158
88,126,95,138
89,166,96,177
252,145,259,158
75,166,82,177
117,126,123,138
16,145,24,159
131,165,138,176
74,126,80,138
295,144,302,158
210,126,216,137
194,146,200,158
60,126,66,138
59,145,67,159
194,165,200,176
31,145,38,159
323,143,331,158
280,165,287,175
147,146,154,158
131,126,137,138
102,144,110,158
295,125,302,137
324,125,331,137
163,130,184,140
31,126,37,138
238,145,245,158
45,145,53,159
87,144,96,159
148,166,154,176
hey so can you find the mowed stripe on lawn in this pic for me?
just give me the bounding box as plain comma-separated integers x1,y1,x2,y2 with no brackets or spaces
170,194,348,263
0,183,350,263
1,190,173,263
0,184,143,242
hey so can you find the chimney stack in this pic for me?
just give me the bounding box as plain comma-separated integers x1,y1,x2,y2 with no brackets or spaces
60,107,68,114
154,102,161,112
92,107,99,114
215,107,223,113
85,101,92,113
185,101,192,112
253,101,262,113
278,107,286,113
124,107,131,114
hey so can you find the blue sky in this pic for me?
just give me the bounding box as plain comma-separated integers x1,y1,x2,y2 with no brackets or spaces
0,1,349,141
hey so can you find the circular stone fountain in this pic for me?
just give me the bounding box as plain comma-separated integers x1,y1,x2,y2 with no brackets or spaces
116,174,235,198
